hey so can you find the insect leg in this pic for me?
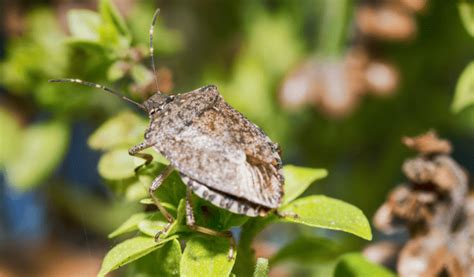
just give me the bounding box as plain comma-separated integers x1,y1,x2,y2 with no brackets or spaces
185,189,236,260
150,165,175,241
128,141,154,164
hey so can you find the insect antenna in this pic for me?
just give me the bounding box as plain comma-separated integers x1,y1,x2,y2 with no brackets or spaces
49,78,146,110
149,8,161,93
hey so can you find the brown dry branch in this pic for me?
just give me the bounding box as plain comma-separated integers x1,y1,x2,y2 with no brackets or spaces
368,131,473,276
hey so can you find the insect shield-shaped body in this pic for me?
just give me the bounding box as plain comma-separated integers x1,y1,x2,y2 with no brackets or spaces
141,85,284,217
50,9,283,259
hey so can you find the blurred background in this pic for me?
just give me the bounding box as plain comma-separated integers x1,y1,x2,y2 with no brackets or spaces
0,0,473,276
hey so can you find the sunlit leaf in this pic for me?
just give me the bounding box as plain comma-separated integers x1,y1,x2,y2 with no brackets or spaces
125,180,148,201
279,195,372,240
282,165,328,204
99,0,130,38
0,108,21,166
98,0,131,51
334,253,395,277
138,217,169,237
0,10,66,93
459,1,474,37
67,10,101,41
140,198,154,205
270,236,344,266
107,61,128,81
5,120,70,191
109,212,152,238
98,235,177,277
131,64,154,87
180,235,235,277
98,148,136,180
452,61,474,113
253,258,269,277
88,111,147,151
126,239,181,277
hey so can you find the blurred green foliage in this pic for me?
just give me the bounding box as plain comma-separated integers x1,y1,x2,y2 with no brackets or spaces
454,1,474,113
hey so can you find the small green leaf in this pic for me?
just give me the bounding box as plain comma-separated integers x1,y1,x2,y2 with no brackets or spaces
140,198,154,205
154,239,182,277
0,108,21,166
180,235,236,277
459,1,474,37
98,148,136,180
334,253,395,277
253,258,269,277
125,180,148,201
452,61,474,113
98,235,177,277
5,120,70,191
270,236,344,266
109,212,151,238
67,10,101,41
282,165,328,204
131,64,154,86
126,239,182,277
88,111,147,151
107,61,129,81
138,218,169,237
280,195,372,240
99,0,130,38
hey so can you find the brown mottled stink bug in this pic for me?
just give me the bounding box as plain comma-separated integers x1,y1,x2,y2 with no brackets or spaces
50,9,284,259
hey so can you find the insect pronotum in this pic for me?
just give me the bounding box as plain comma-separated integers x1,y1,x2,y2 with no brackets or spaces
50,8,285,259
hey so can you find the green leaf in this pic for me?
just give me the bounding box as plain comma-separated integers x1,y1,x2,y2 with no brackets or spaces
126,239,182,277
5,120,70,191
180,235,236,277
98,235,177,277
88,111,147,151
282,165,328,204
270,236,344,266
98,148,136,180
125,180,148,201
99,0,130,38
140,198,154,205
129,239,182,276
279,195,372,240
0,108,21,166
67,10,101,41
107,61,128,81
452,61,474,113
253,258,269,277
334,253,395,277
131,64,154,87
154,239,182,276
138,217,169,237
459,1,474,37
109,212,152,238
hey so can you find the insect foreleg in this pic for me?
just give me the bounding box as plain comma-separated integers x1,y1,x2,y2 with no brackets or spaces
185,189,236,260
128,141,154,164
149,165,175,241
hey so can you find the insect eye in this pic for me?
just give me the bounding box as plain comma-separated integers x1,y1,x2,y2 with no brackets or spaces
165,95,175,103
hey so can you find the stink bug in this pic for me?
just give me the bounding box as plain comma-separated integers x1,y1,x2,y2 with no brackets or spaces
50,9,284,259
